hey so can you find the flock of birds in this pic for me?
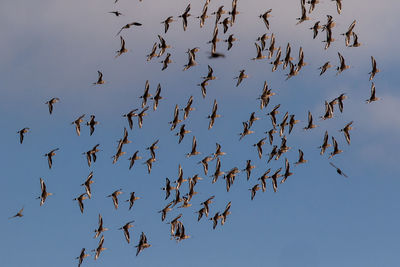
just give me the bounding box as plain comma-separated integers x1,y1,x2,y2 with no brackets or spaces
9,0,382,266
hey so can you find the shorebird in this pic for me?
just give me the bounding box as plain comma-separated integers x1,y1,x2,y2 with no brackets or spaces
319,131,331,155
107,189,123,210
296,1,310,25
144,157,156,174
307,0,320,13
319,61,332,75
332,0,342,14
162,178,175,200
288,114,300,134
157,35,171,58
350,32,361,47
109,11,123,16
329,162,348,177
126,192,140,210
119,221,135,243
259,9,272,30
310,21,322,39
340,121,353,145
116,22,142,36
94,214,108,239
176,124,191,144
76,248,90,267
243,160,255,180
219,17,231,34
208,100,220,129
212,157,225,183
151,83,163,110
92,235,106,260
137,106,149,128
83,144,100,167
128,151,141,170
193,151,209,172
146,42,158,61
187,136,201,157
269,168,282,192
258,169,271,192
93,71,105,85
44,148,59,169
210,212,222,229
304,111,317,130
72,115,85,136
161,16,175,34
280,158,293,184
258,81,275,109
369,56,380,81
86,115,98,136
179,4,191,31
81,172,94,199
251,43,266,60
336,52,350,75
229,0,240,25
146,139,159,159
220,201,231,225
342,20,356,46
234,70,248,87
115,36,128,58
182,96,194,120
169,104,182,130
136,232,151,256
123,109,138,130
295,149,307,165
17,128,29,144
196,2,209,28
73,193,88,214
225,34,237,50
267,104,280,129
329,136,343,158
9,207,24,219
161,53,172,71
239,122,254,140
159,202,173,221
366,82,380,103
38,178,52,206
45,98,59,114
249,184,261,200
198,79,209,99
253,137,267,159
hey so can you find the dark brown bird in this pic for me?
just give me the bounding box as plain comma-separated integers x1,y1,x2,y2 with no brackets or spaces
37,178,52,206
116,22,142,36
45,98,59,114
17,128,29,144
119,220,135,244
44,148,59,169
329,162,348,177
126,192,140,210
86,115,98,136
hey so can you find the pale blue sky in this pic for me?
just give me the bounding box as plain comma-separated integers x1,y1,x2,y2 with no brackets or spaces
1,0,400,266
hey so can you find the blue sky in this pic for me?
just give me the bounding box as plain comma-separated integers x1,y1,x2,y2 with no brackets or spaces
1,0,400,266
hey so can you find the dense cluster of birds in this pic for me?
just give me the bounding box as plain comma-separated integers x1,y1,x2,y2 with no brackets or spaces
9,0,382,266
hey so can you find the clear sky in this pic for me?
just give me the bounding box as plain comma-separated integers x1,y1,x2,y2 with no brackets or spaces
1,0,400,266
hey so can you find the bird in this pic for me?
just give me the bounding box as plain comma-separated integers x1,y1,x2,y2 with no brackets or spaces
71,115,85,136
119,221,135,244
146,42,158,61
44,148,59,169
280,158,293,184
253,137,267,159
229,0,240,24
336,52,350,75
219,17,231,34
123,109,138,130
161,16,175,34
224,34,237,50
151,83,163,110
86,115,98,136
128,151,142,170
159,202,173,221
332,0,342,14
319,61,332,75
145,157,156,174
288,115,300,134
182,96,194,120
76,248,90,267
350,32,361,47
17,128,29,144
259,9,272,29
267,104,280,129
83,144,100,167
115,36,128,58
340,121,353,145
137,106,149,128
116,22,142,36
81,172,94,199
220,201,232,225
369,56,380,81
210,212,222,229
94,214,108,239
212,157,225,183
329,162,348,177
107,189,123,210
336,93,347,113
196,2,209,28
295,149,307,165
310,21,322,39
136,232,151,256
162,178,175,200
197,79,209,99
212,5,226,23
308,0,320,13
126,192,140,210
319,131,331,155
296,1,310,25
239,122,254,140
169,104,182,130
183,48,197,71
234,70,248,87
342,20,356,46
38,178,52,206
208,100,220,130
198,155,213,175
93,71,105,85
177,124,191,144
73,193,88,214
243,160,255,180
329,136,343,159
269,168,282,192
366,82,380,103
146,139,159,159
251,43,265,60
249,184,261,200
187,136,201,157
304,111,317,130
258,81,275,109
109,11,123,16
45,98,59,114
161,53,172,71
258,169,271,192
179,4,191,31
9,207,24,219
92,235,106,260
